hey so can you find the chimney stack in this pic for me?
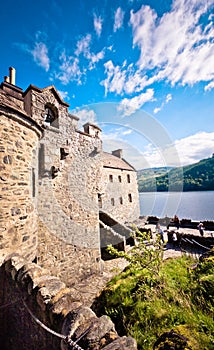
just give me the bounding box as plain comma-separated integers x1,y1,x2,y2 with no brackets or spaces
112,149,123,158
9,67,16,85
4,76,10,83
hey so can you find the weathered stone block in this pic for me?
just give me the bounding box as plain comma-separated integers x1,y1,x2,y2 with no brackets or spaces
102,336,138,350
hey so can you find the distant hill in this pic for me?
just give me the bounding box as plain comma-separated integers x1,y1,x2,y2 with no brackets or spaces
137,155,214,192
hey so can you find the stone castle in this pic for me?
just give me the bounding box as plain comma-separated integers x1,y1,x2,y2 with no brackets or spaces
0,67,139,349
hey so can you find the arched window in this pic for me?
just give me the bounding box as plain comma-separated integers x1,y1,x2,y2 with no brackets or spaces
43,103,59,128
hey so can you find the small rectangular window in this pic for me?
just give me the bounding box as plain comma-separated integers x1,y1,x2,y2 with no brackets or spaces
109,175,113,182
38,144,45,177
128,193,132,203
118,175,122,182
119,197,123,204
98,194,102,208
127,174,131,183
32,168,36,198
111,198,115,206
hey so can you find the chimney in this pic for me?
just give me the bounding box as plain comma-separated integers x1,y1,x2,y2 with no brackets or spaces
112,149,123,158
9,67,16,85
4,76,10,83
83,122,102,138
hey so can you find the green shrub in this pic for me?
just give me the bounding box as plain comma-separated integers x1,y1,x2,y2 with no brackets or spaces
93,231,214,349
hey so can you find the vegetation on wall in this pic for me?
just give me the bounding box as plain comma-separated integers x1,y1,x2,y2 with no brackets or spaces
138,155,214,192
93,229,214,349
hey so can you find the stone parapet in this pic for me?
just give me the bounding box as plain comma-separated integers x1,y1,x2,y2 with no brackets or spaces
0,255,137,350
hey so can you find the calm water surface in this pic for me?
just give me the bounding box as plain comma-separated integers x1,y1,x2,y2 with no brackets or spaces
139,191,214,221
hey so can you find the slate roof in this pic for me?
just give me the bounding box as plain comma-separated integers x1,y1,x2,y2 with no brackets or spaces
102,152,136,171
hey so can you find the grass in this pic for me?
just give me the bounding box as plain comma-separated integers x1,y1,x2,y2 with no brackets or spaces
93,253,214,349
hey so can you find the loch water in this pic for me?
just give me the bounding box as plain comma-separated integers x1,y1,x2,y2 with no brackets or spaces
139,191,214,221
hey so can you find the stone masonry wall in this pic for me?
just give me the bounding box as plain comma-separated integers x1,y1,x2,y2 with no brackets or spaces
24,87,103,278
101,167,140,223
37,129,102,279
37,220,102,298
0,109,40,265
38,129,102,249
0,255,137,350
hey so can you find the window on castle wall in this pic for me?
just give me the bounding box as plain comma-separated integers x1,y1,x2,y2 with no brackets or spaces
32,168,36,197
111,198,115,206
118,175,122,182
60,148,68,160
128,193,132,203
109,174,113,182
119,197,123,205
127,174,131,183
44,103,59,128
98,194,102,208
38,144,45,178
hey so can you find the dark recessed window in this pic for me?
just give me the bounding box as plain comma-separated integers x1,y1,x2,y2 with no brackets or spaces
128,193,132,203
127,174,131,183
111,198,115,206
118,175,122,182
32,168,36,197
109,174,113,182
119,197,123,205
98,194,102,208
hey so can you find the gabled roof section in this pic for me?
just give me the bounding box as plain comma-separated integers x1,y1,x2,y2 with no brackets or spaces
23,84,70,107
102,152,136,171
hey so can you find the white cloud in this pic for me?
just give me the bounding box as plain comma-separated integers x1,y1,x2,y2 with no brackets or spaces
101,60,126,95
56,51,83,85
118,89,154,116
75,34,91,56
154,93,172,114
154,107,161,115
102,0,214,102
94,14,103,37
113,7,125,32
204,81,214,91
31,42,50,71
122,129,133,136
138,131,214,169
174,131,214,165
75,34,105,70
103,129,214,169
72,108,97,127
58,90,70,100
130,0,214,86
166,94,172,103
88,50,105,70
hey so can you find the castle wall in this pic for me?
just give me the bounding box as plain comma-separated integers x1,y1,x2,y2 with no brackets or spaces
37,129,103,280
100,167,140,223
0,256,137,350
0,74,139,349
22,87,103,277
0,108,40,265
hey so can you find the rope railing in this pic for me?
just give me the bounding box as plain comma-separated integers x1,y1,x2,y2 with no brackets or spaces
192,239,210,250
0,296,92,349
181,237,210,251
22,299,91,350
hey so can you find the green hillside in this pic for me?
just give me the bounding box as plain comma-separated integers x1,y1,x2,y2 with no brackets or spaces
138,155,214,192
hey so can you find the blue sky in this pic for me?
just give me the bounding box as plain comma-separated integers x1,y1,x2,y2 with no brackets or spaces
1,0,214,169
